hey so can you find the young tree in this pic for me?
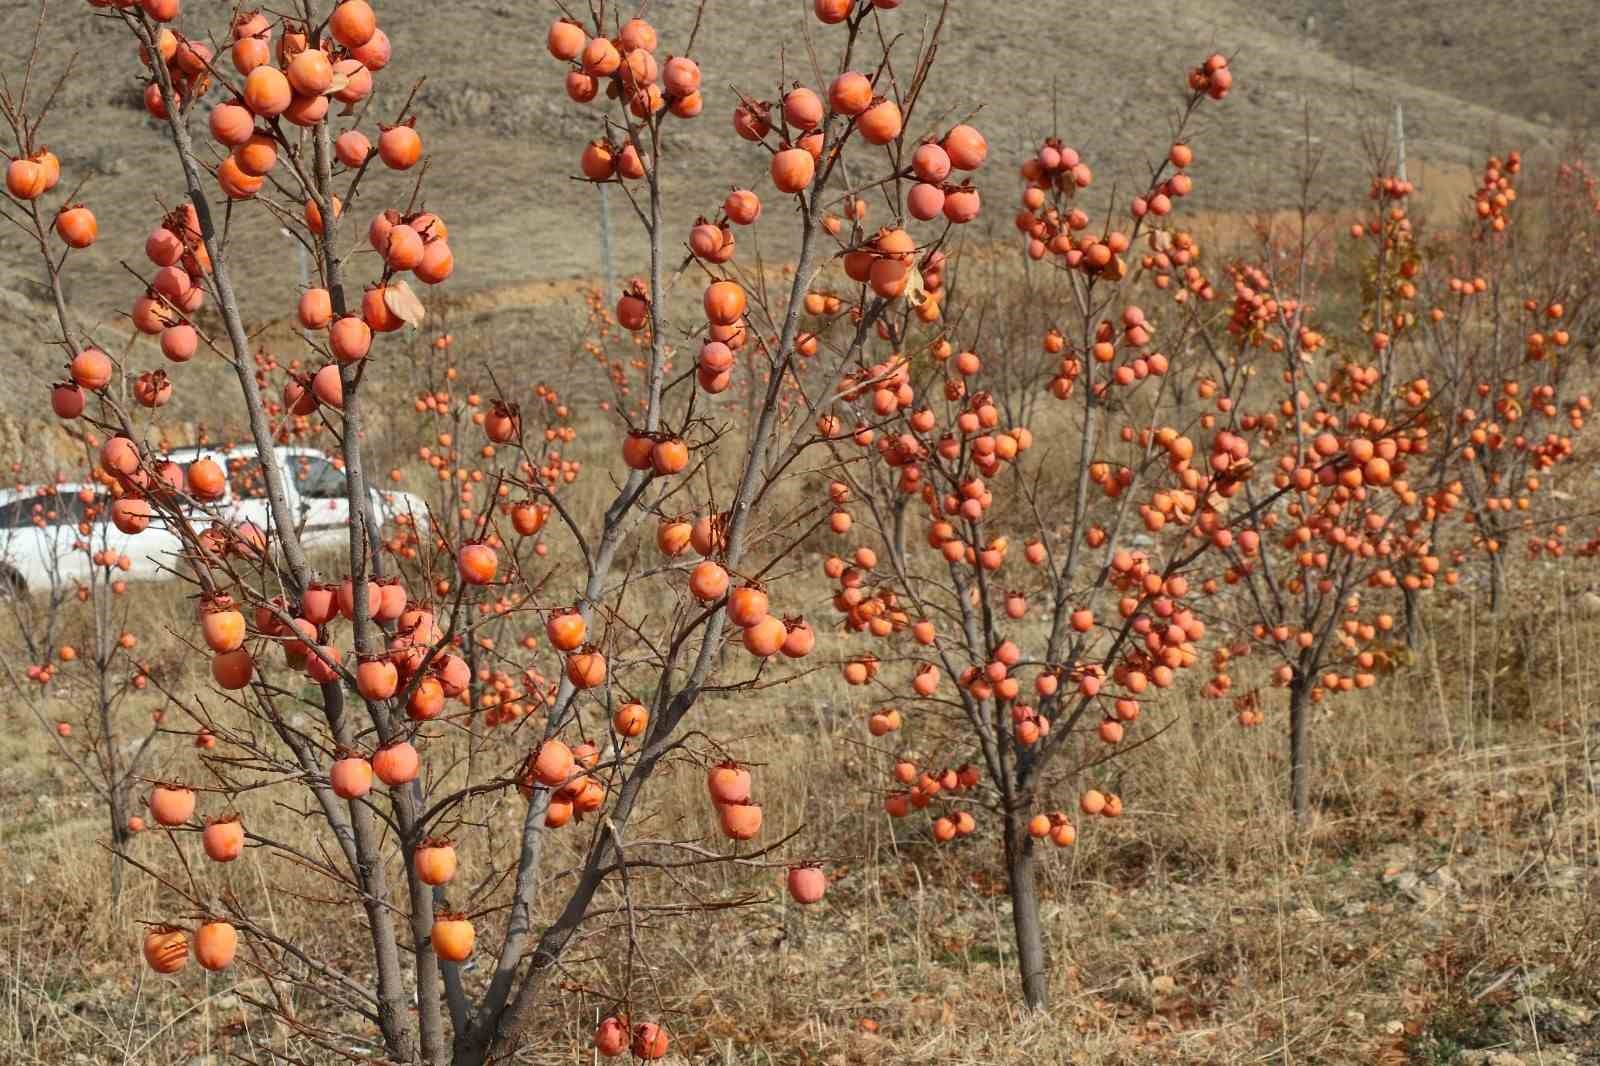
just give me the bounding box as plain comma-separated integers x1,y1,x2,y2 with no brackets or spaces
0,471,165,900
1196,147,1597,819
1410,151,1599,614
12,0,993,1060
811,55,1239,1008
3,75,163,900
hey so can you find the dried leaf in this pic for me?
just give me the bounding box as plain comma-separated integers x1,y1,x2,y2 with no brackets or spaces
384,278,426,329
904,266,927,307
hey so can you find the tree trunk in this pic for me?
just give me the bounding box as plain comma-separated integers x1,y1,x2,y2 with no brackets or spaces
1402,585,1423,651
1002,810,1049,1009
1488,550,1505,613
1288,676,1311,822
107,783,129,904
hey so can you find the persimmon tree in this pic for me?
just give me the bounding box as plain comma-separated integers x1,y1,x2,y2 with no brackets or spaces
0,467,165,901
11,0,995,1061
1408,151,1599,614
812,55,1242,1008
1189,177,1444,822
3,66,168,900
1192,148,1596,820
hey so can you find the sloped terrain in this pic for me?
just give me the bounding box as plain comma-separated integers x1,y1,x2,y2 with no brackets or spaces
0,0,1580,386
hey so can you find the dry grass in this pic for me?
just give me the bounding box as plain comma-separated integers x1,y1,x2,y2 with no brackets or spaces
3,563,1598,1064
5,244,1600,1065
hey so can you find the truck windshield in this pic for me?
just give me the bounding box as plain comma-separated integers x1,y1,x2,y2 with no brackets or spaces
0,491,99,529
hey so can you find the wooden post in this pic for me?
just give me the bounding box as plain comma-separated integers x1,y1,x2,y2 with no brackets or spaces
1394,103,1407,183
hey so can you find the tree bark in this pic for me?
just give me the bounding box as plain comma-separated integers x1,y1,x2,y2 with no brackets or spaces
1402,585,1423,651
1288,675,1311,822
1488,550,1505,613
107,786,129,904
1003,809,1049,1010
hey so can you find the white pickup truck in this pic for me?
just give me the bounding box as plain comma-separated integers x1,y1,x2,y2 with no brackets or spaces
0,445,428,595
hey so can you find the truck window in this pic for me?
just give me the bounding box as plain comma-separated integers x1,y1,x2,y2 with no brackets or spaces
0,492,90,529
226,456,269,499
291,455,346,499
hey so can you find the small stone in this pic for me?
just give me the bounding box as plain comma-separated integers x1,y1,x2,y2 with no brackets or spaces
1460,1052,1527,1066
1424,866,1460,894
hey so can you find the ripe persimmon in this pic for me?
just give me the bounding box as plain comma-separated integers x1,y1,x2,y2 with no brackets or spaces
70,347,113,390
287,48,333,95
783,86,824,130
829,71,872,115
689,560,729,601
330,316,372,361
350,27,391,70
415,839,457,885
457,542,498,584
787,864,827,903
242,65,292,116
378,122,422,170
719,800,763,840
771,145,815,193
724,188,761,224
546,609,586,651
728,584,769,627
202,814,245,862
356,657,399,701
330,0,377,48
942,124,988,170
529,739,575,788
143,926,189,974
200,601,246,652
55,205,97,248
815,0,852,22
211,648,254,689
5,158,46,200
298,288,332,329
613,701,648,737
330,755,373,799
707,762,751,804
742,614,787,657
149,784,195,826
194,920,237,971
334,129,371,167
547,18,586,61
650,436,688,474
581,36,621,77
381,223,425,270
565,647,607,688
858,98,903,144
430,914,474,962
703,280,746,325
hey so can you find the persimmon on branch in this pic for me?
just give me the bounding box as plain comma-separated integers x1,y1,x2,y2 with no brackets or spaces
796,52,1238,1009
15,0,996,1062
1187,146,1596,820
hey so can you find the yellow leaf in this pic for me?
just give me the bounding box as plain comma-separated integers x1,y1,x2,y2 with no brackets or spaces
384,278,426,329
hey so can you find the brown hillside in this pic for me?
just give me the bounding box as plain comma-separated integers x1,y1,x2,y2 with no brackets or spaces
0,0,1580,390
